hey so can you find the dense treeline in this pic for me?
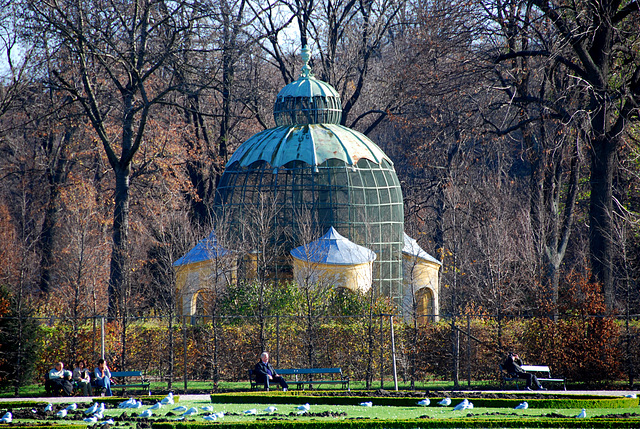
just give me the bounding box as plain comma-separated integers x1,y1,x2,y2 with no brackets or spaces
0,0,638,392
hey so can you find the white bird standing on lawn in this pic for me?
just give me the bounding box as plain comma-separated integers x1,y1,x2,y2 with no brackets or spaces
453,399,469,411
417,399,430,406
83,417,97,423
150,402,163,410
65,403,77,411
244,408,257,415
576,408,587,418
203,415,217,421
0,412,12,423
214,411,225,418
45,403,53,412
201,406,214,412
139,409,153,418
84,403,98,414
161,393,174,405
172,405,187,413
359,401,373,407
264,406,277,413
182,407,198,417
55,409,67,418
101,419,114,425
297,403,311,411
515,402,528,410
438,397,451,406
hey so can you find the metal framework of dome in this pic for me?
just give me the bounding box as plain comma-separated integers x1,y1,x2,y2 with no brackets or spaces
213,46,404,301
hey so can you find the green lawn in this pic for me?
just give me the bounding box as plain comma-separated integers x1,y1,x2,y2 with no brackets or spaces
2,378,634,398
1,396,639,426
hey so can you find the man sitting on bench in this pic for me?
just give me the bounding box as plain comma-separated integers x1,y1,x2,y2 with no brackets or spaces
254,352,288,391
503,352,546,391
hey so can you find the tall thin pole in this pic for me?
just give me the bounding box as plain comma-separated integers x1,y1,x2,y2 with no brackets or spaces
467,315,471,387
101,317,105,360
390,315,398,391
379,314,384,389
183,316,188,392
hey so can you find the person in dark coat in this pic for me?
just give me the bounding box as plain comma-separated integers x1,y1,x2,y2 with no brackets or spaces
503,352,545,390
254,352,288,391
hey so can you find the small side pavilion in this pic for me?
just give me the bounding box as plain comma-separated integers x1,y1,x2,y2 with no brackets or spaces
173,231,236,316
290,227,377,293
402,233,441,322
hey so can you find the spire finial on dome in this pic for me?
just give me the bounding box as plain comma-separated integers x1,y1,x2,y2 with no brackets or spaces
301,45,312,78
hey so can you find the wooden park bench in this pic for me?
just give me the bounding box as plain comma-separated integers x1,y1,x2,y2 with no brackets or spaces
249,367,349,391
95,370,151,395
499,364,566,390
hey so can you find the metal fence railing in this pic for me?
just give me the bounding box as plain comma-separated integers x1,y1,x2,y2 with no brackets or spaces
2,312,638,393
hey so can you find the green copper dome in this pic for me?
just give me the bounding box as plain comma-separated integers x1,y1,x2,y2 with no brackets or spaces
274,46,342,126
214,46,404,301
225,124,391,168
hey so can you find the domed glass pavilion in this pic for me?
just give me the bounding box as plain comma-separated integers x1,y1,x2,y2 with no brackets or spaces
213,46,404,301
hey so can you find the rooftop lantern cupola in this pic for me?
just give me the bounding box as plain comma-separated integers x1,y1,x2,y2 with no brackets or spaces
213,46,405,301
273,45,342,126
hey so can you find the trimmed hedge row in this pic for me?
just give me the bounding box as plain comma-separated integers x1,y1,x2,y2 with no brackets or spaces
151,418,640,429
209,393,640,409
97,395,180,406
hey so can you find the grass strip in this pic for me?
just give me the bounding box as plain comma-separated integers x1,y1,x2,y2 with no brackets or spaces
151,417,640,429
209,393,639,409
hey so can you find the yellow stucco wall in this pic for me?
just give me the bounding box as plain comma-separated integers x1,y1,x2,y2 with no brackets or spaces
175,258,237,316
292,258,373,293
402,254,440,322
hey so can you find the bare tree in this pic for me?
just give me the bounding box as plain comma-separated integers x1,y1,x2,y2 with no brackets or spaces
23,0,203,318
483,0,640,309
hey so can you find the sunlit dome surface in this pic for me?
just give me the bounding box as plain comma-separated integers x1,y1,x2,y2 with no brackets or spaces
226,124,391,168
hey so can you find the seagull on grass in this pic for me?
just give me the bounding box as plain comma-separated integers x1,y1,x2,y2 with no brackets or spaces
576,409,587,418
44,403,53,412
438,398,451,406
244,408,257,415
139,409,153,418
203,415,217,421
150,402,163,410
65,403,77,411
417,399,430,406
101,419,114,425
55,409,67,418
214,411,225,418
161,392,174,405
264,406,277,413
172,405,187,413
182,407,198,417
515,402,528,410
201,405,214,412
359,401,373,407
296,403,311,411
0,412,12,423
83,417,97,423
453,399,469,411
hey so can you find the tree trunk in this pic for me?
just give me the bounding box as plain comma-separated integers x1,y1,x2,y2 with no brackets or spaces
589,133,616,310
108,166,131,319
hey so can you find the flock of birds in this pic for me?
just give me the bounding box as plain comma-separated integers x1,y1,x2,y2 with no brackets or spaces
5,390,636,424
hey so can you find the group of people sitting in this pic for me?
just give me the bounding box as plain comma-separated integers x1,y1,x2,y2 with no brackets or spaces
45,358,113,397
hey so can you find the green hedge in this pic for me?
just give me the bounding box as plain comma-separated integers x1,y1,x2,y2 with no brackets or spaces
151,418,640,429
210,393,639,409
98,394,180,406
